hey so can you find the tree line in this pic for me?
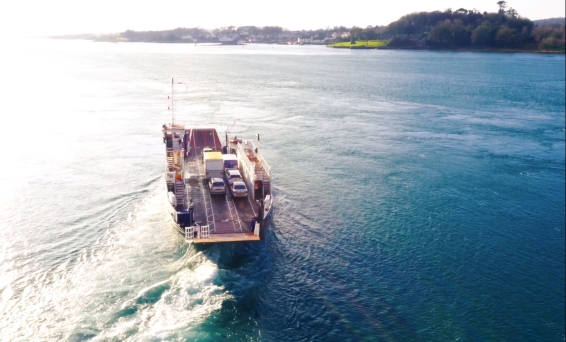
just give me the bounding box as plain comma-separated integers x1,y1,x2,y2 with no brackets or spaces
118,2,564,50
120,25,350,42
380,2,564,50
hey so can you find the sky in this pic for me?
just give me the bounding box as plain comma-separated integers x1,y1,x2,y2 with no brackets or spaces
2,0,565,36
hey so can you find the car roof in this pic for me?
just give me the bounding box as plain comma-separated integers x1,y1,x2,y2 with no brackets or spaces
227,170,241,175
210,177,223,182
232,181,245,186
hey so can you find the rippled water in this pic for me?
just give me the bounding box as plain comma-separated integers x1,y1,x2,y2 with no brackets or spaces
0,39,564,341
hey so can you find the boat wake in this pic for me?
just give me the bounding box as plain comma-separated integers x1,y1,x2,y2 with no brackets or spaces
90,250,231,341
0,184,236,342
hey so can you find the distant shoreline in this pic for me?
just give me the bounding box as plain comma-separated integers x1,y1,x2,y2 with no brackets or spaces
328,45,564,54
49,36,565,54
47,12,565,54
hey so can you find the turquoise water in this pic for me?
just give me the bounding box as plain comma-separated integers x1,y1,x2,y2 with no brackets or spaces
0,40,564,341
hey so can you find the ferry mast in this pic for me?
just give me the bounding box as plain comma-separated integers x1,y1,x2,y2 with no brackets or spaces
171,78,175,125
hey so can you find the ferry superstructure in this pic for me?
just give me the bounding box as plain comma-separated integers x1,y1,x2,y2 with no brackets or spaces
162,82,272,244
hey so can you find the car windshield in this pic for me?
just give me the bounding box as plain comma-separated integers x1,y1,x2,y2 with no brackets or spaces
235,184,246,190
213,182,224,187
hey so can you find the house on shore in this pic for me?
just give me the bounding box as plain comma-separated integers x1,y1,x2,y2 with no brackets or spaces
298,35,312,44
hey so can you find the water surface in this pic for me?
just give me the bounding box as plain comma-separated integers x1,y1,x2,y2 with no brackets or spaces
0,40,564,341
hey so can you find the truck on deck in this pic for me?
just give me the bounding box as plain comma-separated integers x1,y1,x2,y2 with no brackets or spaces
222,154,238,170
203,151,224,180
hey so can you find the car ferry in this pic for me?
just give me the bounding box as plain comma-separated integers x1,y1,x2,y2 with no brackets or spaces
162,82,272,244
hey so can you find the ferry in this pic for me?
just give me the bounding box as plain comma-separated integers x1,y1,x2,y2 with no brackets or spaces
162,81,272,244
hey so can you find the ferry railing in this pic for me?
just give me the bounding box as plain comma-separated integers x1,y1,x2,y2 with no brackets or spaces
236,143,257,199
258,155,271,177
185,224,212,241
237,143,256,176
239,140,271,178
185,225,196,242
200,225,211,239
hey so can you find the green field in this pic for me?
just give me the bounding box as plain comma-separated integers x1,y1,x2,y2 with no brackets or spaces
329,40,387,48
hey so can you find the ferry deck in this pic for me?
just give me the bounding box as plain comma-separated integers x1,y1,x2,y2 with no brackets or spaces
180,128,261,243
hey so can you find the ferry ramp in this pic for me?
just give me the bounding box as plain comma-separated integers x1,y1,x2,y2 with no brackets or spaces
189,128,223,156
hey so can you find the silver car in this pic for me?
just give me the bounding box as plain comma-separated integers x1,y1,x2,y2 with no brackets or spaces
208,178,226,195
229,181,248,198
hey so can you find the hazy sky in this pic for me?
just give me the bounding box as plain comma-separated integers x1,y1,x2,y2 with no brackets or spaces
3,0,565,36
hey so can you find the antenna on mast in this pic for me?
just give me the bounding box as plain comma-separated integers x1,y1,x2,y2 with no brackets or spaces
225,121,235,152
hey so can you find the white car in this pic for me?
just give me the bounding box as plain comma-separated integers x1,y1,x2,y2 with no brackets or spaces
224,169,242,185
208,178,226,195
229,181,248,198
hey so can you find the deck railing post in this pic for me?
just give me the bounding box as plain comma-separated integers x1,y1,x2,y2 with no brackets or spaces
185,225,194,242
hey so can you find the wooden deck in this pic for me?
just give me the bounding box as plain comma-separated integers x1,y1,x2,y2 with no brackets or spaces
184,128,260,244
